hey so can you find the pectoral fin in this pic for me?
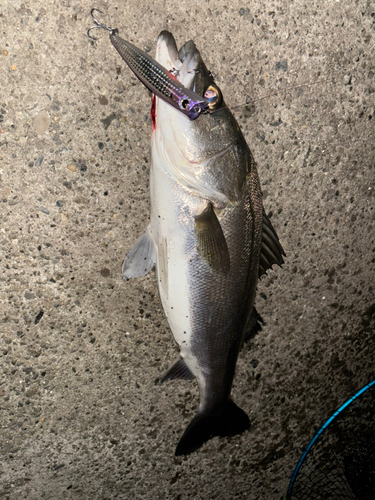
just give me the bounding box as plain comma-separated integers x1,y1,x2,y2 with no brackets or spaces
122,225,156,280
194,203,230,273
259,210,285,277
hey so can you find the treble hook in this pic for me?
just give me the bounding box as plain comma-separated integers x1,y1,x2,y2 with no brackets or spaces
87,8,118,41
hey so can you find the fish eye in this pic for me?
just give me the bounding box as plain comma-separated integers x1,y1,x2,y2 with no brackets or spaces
204,85,222,110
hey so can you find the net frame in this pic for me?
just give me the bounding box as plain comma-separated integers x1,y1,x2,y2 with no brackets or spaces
286,379,375,499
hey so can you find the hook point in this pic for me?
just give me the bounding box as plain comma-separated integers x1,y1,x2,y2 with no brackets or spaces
87,8,116,41
90,8,104,23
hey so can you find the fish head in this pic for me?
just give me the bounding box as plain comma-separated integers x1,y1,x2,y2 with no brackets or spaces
152,31,228,137
153,31,250,201
155,31,223,107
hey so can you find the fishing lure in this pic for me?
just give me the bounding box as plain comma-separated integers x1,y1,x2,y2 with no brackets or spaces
87,9,210,120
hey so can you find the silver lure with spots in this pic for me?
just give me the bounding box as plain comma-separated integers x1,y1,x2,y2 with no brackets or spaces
122,31,285,455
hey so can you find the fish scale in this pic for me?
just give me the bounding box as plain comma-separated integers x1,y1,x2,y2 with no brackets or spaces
188,173,263,412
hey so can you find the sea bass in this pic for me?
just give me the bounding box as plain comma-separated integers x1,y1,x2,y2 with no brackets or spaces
122,31,285,455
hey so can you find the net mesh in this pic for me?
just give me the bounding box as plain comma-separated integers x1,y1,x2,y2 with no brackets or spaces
287,381,375,500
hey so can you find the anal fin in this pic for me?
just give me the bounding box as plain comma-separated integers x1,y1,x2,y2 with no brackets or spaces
160,357,195,383
259,210,286,277
122,225,156,280
194,202,230,273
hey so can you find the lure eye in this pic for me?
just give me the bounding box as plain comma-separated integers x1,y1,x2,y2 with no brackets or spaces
179,98,190,110
204,85,222,110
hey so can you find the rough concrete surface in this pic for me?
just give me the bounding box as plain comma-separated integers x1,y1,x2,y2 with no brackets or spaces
0,0,374,498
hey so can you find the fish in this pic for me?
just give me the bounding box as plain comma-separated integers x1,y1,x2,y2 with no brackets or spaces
122,31,285,455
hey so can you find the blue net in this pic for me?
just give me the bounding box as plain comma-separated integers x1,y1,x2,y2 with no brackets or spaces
287,380,375,499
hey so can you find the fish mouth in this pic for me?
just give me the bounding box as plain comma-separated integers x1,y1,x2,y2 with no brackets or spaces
155,31,210,97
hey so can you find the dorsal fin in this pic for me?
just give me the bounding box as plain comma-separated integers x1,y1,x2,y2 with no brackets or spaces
259,210,285,277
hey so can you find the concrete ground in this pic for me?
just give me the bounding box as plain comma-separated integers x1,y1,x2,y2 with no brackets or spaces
1,0,374,498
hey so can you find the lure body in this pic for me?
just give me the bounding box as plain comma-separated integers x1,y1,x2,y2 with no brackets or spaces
87,11,209,121
109,31,209,120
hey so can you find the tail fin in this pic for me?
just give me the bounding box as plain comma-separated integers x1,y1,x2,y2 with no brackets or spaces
175,400,250,456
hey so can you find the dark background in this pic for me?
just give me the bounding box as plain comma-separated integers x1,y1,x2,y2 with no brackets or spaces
1,0,374,498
